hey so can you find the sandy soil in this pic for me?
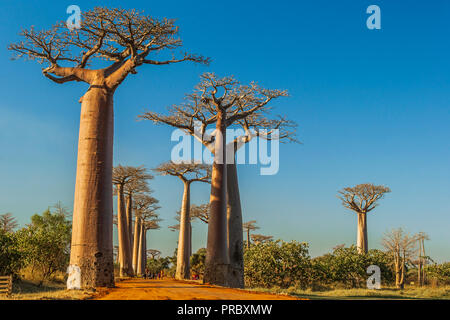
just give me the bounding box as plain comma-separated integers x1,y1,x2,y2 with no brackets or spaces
94,279,301,300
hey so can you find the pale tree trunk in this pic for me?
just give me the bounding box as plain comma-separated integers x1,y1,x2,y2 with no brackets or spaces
132,216,141,274
136,222,144,276
126,194,133,251
117,185,133,277
356,213,368,254
142,229,147,275
204,114,230,286
188,222,192,258
176,181,191,280
69,87,115,289
226,162,244,288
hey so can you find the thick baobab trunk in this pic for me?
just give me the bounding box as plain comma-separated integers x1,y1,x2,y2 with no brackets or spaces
356,213,368,254
226,163,244,288
117,185,133,277
136,222,145,276
132,216,141,273
188,222,192,258
69,87,115,289
126,194,133,250
176,182,191,280
204,114,230,286
141,229,147,275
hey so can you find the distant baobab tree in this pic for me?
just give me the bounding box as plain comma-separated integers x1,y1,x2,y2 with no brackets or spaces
0,213,18,232
250,234,273,244
113,165,152,277
147,249,161,260
8,7,208,288
338,183,391,254
140,73,293,287
382,228,417,289
132,194,160,274
153,162,211,280
137,216,161,276
243,220,260,249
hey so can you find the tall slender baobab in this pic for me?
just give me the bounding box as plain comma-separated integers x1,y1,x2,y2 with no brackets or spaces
242,220,259,249
8,7,208,288
132,193,159,274
140,73,293,287
113,165,152,277
124,174,153,251
338,183,391,254
154,162,211,280
137,215,161,276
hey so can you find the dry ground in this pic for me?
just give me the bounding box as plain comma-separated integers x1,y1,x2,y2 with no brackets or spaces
94,278,301,300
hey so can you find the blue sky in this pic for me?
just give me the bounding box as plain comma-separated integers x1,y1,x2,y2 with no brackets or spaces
0,0,449,261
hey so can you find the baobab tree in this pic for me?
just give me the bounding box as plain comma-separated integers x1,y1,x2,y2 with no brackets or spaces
113,165,152,277
8,7,208,288
242,220,260,249
0,213,18,232
338,183,391,254
140,73,293,287
124,172,153,250
147,249,161,260
137,216,161,276
153,162,211,280
251,234,273,244
132,193,159,274
382,228,417,289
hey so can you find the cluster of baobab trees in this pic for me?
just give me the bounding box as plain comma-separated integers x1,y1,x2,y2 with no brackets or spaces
8,7,297,289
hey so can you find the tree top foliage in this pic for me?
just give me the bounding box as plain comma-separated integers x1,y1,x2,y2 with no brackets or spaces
153,161,211,183
338,183,391,214
8,7,209,87
140,73,297,152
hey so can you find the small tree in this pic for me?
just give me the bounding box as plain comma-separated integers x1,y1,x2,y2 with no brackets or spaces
0,230,23,276
0,213,18,233
242,220,259,249
17,209,71,284
338,183,391,254
250,234,273,245
153,162,211,280
9,7,208,288
382,228,417,289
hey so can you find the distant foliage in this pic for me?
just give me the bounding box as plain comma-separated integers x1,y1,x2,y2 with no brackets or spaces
146,257,171,275
311,246,394,288
190,248,207,277
16,209,71,282
426,263,450,285
0,229,23,276
244,240,311,288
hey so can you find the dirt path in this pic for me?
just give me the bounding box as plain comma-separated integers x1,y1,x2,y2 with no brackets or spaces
94,279,300,300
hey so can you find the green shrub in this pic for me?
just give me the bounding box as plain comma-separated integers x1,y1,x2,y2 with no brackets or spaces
0,229,23,276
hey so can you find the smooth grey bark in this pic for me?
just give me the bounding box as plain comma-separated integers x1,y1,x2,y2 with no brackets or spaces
69,87,114,288
226,162,244,288
176,182,191,280
356,213,368,254
204,114,230,286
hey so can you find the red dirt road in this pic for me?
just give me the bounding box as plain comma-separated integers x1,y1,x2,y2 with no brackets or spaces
94,279,301,300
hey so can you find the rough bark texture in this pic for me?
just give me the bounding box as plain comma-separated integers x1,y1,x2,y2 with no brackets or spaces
356,213,368,254
69,87,114,289
132,216,141,273
176,182,191,280
204,115,230,286
226,163,244,288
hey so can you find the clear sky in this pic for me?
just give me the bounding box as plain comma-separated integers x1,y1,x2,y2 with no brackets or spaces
0,0,449,261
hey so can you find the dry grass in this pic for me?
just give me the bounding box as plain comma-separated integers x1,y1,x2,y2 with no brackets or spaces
0,279,94,300
249,285,450,300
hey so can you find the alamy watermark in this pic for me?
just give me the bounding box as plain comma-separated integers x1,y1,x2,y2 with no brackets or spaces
170,122,280,176
66,5,81,31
